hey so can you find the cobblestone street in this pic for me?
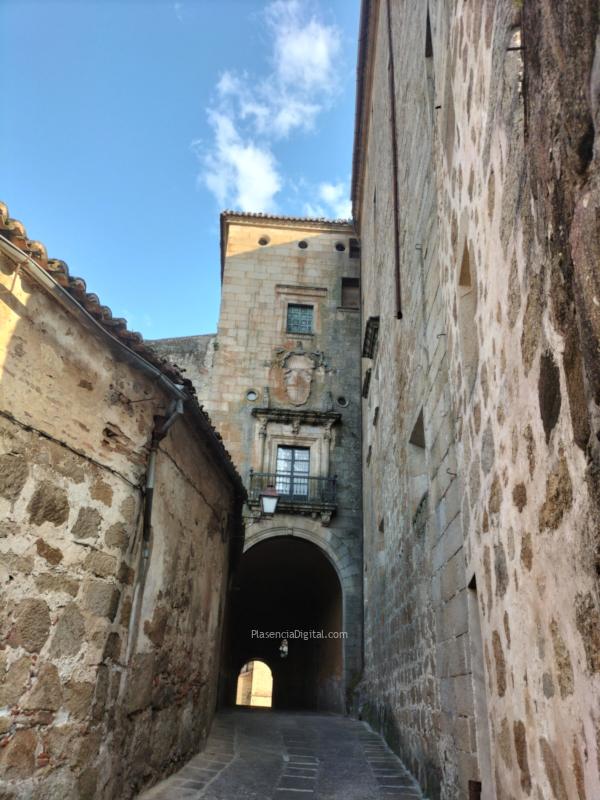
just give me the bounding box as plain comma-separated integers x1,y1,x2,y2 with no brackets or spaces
139,710,423,800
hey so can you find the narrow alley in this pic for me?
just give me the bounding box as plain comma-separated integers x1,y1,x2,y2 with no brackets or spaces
139,710,423,800
2,2,600,799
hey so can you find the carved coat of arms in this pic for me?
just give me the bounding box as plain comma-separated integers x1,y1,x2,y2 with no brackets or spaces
276,343,327,407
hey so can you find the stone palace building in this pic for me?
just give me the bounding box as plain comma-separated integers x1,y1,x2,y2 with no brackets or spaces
1,1,600,799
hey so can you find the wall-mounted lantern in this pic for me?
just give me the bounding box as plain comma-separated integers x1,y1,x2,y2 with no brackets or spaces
260,484,279,516
279,638,288,659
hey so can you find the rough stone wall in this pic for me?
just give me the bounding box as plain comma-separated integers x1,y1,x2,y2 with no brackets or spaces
204,217,363,710
440,1,600,798
148,334,216,397
357,1,600,798
0,252,238,798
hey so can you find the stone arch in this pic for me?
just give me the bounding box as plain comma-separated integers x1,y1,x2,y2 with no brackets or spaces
225,531,348,712
243,524,361,651
244,525,345,585
233,651,276,676
235,658,274,708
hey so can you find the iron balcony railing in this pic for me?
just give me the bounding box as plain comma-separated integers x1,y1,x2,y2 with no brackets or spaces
248,471,337,511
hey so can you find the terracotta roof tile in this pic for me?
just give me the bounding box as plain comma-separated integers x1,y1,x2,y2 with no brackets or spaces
221,209,353,226
0,201,244,495
0,200,186,379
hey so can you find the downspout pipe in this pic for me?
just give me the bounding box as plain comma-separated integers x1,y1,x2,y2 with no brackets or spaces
126,397,184,664
142,397,184,557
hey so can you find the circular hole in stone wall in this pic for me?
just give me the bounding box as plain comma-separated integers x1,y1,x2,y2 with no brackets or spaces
335,242,346,252
246,390,258,402
337,396,349,407
258,236,270,246
298,240,308,249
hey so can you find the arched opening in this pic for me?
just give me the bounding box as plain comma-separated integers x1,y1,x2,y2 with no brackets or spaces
223,536,344,712
235,660,273,708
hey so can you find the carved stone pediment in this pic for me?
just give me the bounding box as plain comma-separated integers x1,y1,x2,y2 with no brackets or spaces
251,408,341,427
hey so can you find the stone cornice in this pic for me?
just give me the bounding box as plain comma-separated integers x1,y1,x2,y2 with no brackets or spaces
251,408,342,427
351,0,380,226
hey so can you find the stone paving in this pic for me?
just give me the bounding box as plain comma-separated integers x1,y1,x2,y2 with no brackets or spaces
138,709,423,800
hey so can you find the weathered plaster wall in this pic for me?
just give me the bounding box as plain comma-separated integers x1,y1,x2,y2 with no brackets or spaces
148,334,216,398
357,1,600,799
206,217,363,711
0,250,239,799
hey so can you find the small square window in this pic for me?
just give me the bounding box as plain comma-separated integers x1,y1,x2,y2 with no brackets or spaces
341,277,360,308
287,303,313,334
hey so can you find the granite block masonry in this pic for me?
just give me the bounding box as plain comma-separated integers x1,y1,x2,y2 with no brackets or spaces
153,214,363,715
354,1,600,798
3,0,600,797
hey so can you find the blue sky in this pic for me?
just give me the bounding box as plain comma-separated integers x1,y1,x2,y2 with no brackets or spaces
0,0,359,338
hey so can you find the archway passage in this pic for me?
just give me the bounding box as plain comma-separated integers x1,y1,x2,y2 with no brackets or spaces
223,536,344,712
236,660,273,707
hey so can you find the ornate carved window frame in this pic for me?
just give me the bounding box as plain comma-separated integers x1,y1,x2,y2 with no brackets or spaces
251,408,341,476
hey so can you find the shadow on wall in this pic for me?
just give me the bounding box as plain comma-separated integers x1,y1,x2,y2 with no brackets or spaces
359,698,442,798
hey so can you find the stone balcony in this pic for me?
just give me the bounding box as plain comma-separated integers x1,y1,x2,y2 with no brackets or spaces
247,470,337,524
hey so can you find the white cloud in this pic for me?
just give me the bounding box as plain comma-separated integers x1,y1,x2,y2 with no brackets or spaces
266,0,341,93
216,71,240,97
200,111,281,212
302,181,351,220
302,182,351,219
272,97,321,138
230,144,281,212
318,181,352,218
302,201,326,218
198,1,343,213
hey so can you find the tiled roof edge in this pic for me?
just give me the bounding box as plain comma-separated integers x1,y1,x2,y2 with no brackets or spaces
0,201,245,497
220,209,354,226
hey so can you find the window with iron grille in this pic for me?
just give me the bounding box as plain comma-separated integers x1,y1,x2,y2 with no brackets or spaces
276,446,310,498
362,316,380,358
286,303,313,334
